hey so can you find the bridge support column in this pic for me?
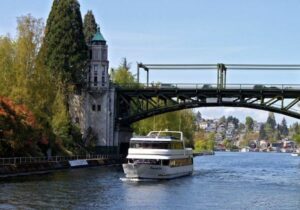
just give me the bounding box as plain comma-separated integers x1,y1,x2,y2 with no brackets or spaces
217,63,227,89
114,125,133,156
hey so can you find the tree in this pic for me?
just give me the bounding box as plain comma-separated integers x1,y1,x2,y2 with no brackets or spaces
219,116,226,124
245,116,254,132
40,0,88,83
266,112,276,130
227,116,239,128
111,58,136,86
259,124,267,140
83,10,98,44
194,132,215,152
10,15,44,105
280,118,289,136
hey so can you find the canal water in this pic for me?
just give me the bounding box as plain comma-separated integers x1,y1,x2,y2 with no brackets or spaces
1,152,300,210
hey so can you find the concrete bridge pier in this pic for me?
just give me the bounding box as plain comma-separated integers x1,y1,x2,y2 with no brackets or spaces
114,125,133,156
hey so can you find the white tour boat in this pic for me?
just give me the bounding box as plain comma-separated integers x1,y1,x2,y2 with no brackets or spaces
122,131,193,180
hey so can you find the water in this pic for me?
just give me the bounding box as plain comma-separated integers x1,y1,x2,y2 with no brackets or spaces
1,152,300,210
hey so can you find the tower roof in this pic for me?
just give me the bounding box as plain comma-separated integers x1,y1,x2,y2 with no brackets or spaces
92,27,106,43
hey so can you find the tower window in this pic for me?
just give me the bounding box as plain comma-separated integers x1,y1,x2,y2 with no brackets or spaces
101,49,107,60
94,76,98,86
93,49,100,60
97,105,101,111
89,50,92,59
92,104,96,111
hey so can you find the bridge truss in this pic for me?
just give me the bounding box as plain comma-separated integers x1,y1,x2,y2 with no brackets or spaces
116,64,300,125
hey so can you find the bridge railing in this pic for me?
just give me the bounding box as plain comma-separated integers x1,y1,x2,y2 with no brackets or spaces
117,83,300,90
0,154,122,166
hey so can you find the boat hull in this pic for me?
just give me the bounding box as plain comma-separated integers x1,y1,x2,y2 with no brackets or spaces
122,163,193,180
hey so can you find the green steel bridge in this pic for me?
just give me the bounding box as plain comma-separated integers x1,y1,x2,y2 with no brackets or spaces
115,64,300,125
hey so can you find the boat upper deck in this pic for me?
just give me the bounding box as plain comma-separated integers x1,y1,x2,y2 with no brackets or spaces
131,131,184,142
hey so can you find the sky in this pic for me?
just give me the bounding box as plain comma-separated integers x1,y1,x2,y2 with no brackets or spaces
1,0,300,125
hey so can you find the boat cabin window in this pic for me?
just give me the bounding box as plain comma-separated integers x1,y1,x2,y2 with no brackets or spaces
162,160,169,166
130,141,183,149
128,159,161,165
169,158,193,167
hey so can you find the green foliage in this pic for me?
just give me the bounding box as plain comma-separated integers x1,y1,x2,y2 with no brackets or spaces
266,112,276,130
83,10,98,44
226,116,239,128
259,124,267,140
194,132,215,152
279,118,289,136
293,134,300,145
51,86,71,145
241,132,259,147
40,0,88,83
0,13,87,157
219,116,226,124
245,116,254,132
0,36,15,97
111,58,137,86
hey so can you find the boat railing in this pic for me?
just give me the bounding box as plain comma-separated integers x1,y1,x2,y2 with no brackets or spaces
147,131,183,140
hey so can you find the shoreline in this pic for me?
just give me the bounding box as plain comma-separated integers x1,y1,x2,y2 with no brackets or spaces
0,158,123,179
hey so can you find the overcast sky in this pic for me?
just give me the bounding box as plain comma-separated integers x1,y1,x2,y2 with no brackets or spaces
1,0,300,125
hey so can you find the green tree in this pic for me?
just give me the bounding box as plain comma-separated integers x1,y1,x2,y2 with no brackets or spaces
245,116,254,132
40,0,88,83
259,124,267,140
194,132,215,152
11,15,44,104
293,134,300,146
266,112,276,130
280,118,289,136
227,116,239,128
219,116,226,124
111,58,136,86
83,10,98,44
0,36,15,97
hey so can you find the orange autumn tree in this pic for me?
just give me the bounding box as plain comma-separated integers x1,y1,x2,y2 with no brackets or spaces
0,97,48,157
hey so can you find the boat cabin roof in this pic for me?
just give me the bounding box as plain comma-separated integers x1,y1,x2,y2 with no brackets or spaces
131,131,183,141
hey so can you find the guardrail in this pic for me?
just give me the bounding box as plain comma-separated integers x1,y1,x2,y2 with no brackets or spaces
116,83,300,90
0,154,122,166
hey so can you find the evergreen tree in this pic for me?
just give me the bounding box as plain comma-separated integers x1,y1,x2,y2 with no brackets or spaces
83,10,98,44
259,124,267,140
280,118,289,136
266,112,276,130
219,116,226,124
245,116,254,132
40,0,88,83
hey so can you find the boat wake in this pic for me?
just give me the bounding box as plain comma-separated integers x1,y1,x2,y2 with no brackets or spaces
120,177,159,182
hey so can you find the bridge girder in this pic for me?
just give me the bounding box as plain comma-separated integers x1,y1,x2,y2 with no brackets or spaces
116,87,300,125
